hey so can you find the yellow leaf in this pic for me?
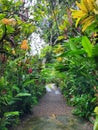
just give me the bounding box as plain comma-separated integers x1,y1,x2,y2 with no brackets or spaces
94,9,98,14
71,0,96,32
94,107,98,115
81,16,94,24
76,1,87,12
75,18,81,27
72,10,87,19
57,57,63,62
58,36,65,40
82,0,90,11
82,16,94,31
12,49,16,55
81,0,89,12
87,0,95,11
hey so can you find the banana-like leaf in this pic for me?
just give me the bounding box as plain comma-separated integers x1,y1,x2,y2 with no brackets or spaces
82,36,93,57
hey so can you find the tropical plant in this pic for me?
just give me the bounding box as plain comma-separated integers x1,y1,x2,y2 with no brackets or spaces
71,0,98,32
94,106,98,130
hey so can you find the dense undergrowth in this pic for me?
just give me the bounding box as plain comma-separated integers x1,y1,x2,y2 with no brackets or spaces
0,0,98,130
0,56,45,130
0,0,45,130
40,38,98,119
0,63,45,130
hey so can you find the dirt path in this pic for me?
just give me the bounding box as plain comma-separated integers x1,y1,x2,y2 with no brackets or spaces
13,86,93,130
32,91,73,117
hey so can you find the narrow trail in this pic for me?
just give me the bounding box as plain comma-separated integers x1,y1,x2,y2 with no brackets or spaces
14,84,93,130
33,90,73,117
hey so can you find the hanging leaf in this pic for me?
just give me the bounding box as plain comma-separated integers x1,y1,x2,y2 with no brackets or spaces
16,93,31,97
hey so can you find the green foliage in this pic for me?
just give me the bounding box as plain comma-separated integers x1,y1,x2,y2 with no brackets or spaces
41,35,98,120
82,36,93,57
40,45,52,58
0,111,19,130
35,0,98,129
72,95,96,118
0,55,45,129
40,67,56,83
59,38,98,119
16,93,31,97
0,1,43,128
94,107,98,130
0,0,35,57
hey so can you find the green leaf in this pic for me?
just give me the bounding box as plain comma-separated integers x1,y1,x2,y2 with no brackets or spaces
0,14,6,20
92,44,98,56
68,49,85,55
69,37,82,50
6,25,15,33
94,120,98,130
12,85,20,93
4,111,19,117
23,80,34,87
58,35,65,40
59,49,85,57
82,36,93,57
16,93,31,97
0,27,3,39
70,42,77,50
